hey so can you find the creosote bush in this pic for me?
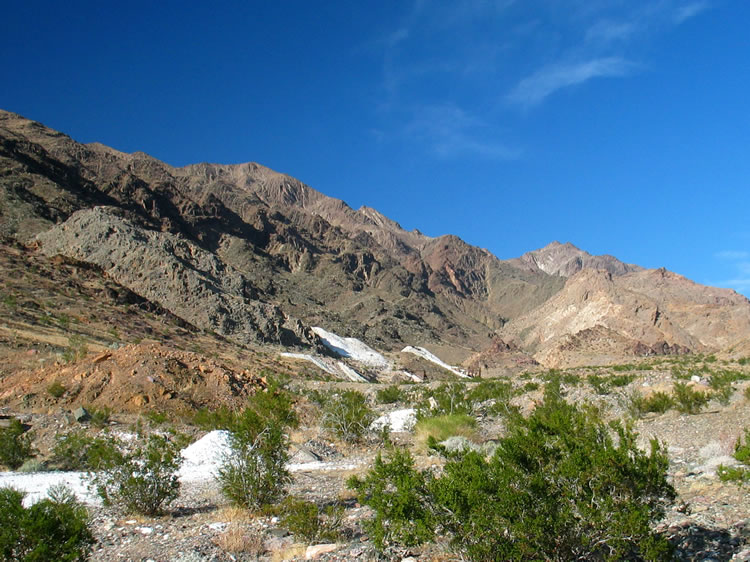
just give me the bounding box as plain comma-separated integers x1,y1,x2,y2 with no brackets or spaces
376,385,406,405
350,389,675,561
719,428,750,485
322,390,374,443
0,484,94,561
218,377,299,510
0,418,34,470
52,430,121,471
280,496,343,543
672,382,710,414
88,433,181,515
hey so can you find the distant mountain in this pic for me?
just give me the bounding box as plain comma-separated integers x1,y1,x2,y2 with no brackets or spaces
509,241,642,277
2,109,749,366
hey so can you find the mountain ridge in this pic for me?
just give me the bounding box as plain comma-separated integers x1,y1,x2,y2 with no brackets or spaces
2,108,749,367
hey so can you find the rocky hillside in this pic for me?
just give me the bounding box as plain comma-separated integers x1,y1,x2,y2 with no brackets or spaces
2,109,750,366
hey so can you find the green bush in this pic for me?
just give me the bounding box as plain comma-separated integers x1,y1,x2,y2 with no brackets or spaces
52,430,121,471
348,447,435,552
87,406,111,428
88,433,181,515
351,392,675,560
280,496,343,543
218,378,298,510
0,418,34,470
0,484,94,561
719,429,750,485
624,390,674,418
416,383,471,418
376,385,405,404
190,405,237,430
672,382,710,414
322,390,374,443
47,381,66,399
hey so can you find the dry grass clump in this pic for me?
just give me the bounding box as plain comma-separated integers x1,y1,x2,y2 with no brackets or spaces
213,524,265,555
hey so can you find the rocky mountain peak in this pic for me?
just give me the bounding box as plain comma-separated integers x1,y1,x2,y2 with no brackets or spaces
509,240,642,278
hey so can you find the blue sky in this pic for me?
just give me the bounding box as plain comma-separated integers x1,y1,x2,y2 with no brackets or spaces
2,1,749,295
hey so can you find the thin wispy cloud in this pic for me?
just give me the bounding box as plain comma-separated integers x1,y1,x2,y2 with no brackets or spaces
716,250,750,260
713,248,750,294
506,57,636,107
404,103,521,160
585,20,638,44
674,1,710,24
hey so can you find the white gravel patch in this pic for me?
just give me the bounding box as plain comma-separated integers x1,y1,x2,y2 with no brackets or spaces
401,345,470,378
1,430,363,506
312,327,391,369
371,408,417,432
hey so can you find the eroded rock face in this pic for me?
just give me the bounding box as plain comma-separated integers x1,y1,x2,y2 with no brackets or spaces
37,207,318,347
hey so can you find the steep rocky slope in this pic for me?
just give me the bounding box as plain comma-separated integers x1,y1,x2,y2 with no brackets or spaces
2,108,750,366
0,110,560,353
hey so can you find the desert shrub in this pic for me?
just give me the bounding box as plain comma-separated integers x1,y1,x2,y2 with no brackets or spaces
709,370,749,405
719,429,750,485
523,381,540,392
52,430,122,471
348,447,435,552
0,484,94,561
62,335,87,363
280,496,343,543
144,410,170,425
376,385,405,405
0,418,34,470
87,406,111,428
672,382,710,414
624,390,674,418
191,405,237,430
588,374,610,395
739,357,749,366
322,390,374,443
88,433,181,515
218,377,298,510
610,374,636,387
218,417,291,510
414,414,477,445
47,381,66,398
643,391,675,414
351,392,675,560
416,383,471,418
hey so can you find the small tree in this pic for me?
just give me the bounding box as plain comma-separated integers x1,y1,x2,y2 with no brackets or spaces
0,418,34,470
0,484,94,561
88,433,181,515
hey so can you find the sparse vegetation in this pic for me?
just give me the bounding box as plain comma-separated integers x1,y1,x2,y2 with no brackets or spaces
718,429,750,485
322,390,374,443
351,390,675,560
218,377,298,510
0,418,34,470
280,496,343,543
88,406,112,428
62,334,88,363
47,381,66,398
52,430,121,471
0,484,95,562
672,381,710,414
88,433,181,515
376,384,406,404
